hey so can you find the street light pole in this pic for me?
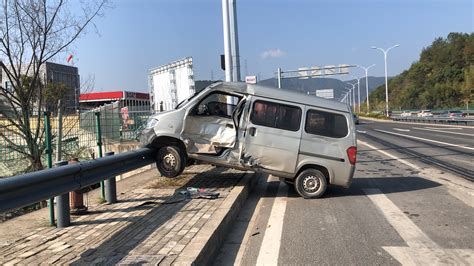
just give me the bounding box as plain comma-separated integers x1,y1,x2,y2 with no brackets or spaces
372,44,399,116
351,76,361,113
357,64,376,113
347,82,357,113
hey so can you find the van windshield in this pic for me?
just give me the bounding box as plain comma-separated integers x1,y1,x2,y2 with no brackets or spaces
176,93,198,109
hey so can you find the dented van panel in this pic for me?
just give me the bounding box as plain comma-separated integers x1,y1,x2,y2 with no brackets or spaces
140,82,357,198
182,116,236,154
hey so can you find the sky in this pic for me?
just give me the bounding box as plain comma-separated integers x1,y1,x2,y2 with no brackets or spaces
69,0,473,92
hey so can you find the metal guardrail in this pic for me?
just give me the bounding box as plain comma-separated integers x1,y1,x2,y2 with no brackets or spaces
0,148,155,216
391,116,474,126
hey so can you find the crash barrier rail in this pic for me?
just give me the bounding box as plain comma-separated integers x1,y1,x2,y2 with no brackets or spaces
0,148,155,227
391,116,474,126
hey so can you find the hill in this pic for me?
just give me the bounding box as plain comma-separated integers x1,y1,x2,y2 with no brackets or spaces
369,32,474,110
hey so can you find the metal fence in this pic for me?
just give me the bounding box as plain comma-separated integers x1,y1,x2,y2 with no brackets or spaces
0,102,151,177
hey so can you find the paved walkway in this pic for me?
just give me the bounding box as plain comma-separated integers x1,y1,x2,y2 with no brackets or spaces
0,164,248,265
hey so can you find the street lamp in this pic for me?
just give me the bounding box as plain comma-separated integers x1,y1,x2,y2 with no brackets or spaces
346,82,357,113
351,76,361,113
357,64,376,113
342,88,351,105
371,44,400,116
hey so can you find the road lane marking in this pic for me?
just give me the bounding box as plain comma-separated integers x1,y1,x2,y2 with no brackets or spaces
374,129,474,151
363,188,473,265
358,139,474,208
358,140,421,170
414,127,474,137
393,128,410,132
357,130,366,134
256,178,288,265
233,175,270,265
423,127,463,130
363,188,437,248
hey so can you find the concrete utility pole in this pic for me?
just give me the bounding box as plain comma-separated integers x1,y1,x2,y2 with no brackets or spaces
229,0,241,82
222,0,233,82
357,64,376,113
372,44,400,116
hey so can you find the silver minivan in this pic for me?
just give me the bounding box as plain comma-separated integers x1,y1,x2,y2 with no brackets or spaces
140,82,357,198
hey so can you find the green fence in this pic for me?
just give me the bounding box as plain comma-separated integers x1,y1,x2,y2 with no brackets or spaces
0,102,151,177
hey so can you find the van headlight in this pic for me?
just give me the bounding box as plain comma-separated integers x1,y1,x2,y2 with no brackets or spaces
146,118,158,128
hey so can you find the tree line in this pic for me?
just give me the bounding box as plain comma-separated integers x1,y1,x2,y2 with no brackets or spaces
369,32,474,110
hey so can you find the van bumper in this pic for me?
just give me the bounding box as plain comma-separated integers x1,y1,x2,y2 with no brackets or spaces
332,165,355,188
139,127,156,147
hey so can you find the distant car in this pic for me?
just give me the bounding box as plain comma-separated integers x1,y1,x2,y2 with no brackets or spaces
442,110,464,118
353,114,359,124
400,111,411,117
417,110,433,117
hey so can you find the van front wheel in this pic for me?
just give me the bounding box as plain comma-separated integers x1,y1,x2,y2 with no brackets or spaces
294,169,327,199
156,146,185,178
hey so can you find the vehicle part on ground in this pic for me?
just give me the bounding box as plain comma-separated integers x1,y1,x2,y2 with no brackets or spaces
156,146,186,178
294,169,328,198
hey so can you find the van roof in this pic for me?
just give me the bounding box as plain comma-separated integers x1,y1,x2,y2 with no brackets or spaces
210,82,351,113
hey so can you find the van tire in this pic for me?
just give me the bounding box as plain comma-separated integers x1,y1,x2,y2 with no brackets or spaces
294,169,327,199
156,146,185,178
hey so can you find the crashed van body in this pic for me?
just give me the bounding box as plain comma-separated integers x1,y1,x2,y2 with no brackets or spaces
140,82,357,198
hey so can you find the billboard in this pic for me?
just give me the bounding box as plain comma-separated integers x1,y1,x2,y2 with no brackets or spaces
149,57,195,112
315,89,334,99
245,75,257,84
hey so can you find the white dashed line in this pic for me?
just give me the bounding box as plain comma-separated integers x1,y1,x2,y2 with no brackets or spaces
393,128,410,132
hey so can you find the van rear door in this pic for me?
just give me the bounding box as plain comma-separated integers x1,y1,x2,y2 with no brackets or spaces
241,97,303,175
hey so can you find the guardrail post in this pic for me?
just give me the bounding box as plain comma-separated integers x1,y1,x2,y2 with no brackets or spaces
55,160,70,228
44,111,55,226
95,112,105,199
105,152,117,203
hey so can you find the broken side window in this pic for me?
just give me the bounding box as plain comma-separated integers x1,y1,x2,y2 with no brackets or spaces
193,93,241,118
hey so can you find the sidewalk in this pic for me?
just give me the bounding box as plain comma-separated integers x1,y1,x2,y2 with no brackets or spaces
0,164,255,265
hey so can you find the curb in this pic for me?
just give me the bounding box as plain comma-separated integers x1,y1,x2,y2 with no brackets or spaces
174,172,259,265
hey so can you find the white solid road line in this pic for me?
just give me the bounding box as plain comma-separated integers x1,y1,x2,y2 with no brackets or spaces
414,127,474,137
233,175,270,266
358,140,421,170
393,128,410,132
256,177,288,266
374,128,474,151
364,188,473,265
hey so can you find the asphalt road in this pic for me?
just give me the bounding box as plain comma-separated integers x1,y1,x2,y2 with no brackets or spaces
215,119,474,265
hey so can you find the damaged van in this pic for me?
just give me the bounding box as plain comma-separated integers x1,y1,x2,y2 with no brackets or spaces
140,82,357,198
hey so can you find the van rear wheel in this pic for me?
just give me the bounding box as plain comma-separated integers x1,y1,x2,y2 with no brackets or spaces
156,146,185,178
294,169,327,199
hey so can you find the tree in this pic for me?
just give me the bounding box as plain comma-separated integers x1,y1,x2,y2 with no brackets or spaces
0,0,109,171
368,33,473,110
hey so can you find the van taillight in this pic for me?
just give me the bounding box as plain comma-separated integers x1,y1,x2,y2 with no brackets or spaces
346,146,357,165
